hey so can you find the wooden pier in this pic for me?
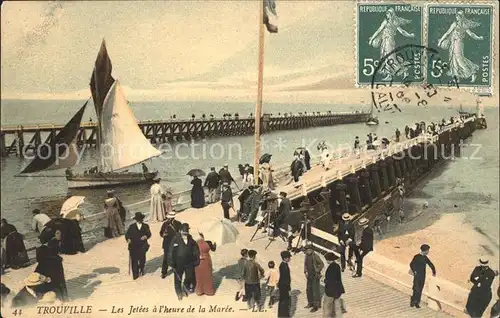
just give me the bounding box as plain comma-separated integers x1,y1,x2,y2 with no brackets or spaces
0,111,369,157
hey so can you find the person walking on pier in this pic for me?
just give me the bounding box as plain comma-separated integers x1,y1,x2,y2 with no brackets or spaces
409,244,436,308
395,128,401,142
221,183,233,220
159,212,182,279
205,167,220,204
338,213,355,272
354,136,360,150
190,176,205,209
291,155,304,183
278,250,292,317
125,212,151,280
465,257,499,317
219,164,235,189
104,192,125,238
242,249,264,311
169,223,200,300
150,178,167,223
32,209,50,233
352,217,373,278
323,252,347,318
304,243,324,312
405,125,410,138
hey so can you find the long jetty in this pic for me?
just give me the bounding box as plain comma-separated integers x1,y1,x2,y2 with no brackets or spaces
0,111,370,157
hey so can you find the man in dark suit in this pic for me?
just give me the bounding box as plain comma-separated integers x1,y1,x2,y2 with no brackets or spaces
220,183,233,220
168,223,200,300
125,212,152,280
409,244,436,308
204,167,220,204
337,213,355,272
352,217,374,278
323,252,347,317
277,250,292,317
159,212,182,279
274,192,291,240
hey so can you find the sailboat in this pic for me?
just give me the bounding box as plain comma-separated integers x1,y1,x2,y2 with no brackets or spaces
20,40,161,189
366,101,379,126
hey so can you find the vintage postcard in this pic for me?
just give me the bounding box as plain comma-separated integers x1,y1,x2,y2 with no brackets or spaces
0,1,498,318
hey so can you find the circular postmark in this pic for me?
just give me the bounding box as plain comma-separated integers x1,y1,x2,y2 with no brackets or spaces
370,44,460,113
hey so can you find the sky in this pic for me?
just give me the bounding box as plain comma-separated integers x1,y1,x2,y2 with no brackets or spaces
1,0,498,105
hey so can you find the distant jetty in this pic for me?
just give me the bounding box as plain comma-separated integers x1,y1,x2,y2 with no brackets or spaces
0,111,370,157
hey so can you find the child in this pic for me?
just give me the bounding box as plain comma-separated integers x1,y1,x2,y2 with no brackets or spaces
264,261,279,308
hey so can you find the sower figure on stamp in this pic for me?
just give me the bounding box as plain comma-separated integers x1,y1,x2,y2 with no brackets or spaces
465,257,499,318
159,211,182,279
278,251,292,318
323,252,347,318
125,212,151,280
168,223,200,300
304,242,324,312
409,244,436,308
338,213,356,272
352,217,374,278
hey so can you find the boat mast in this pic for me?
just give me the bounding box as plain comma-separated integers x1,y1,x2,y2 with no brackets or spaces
253,0,265,184
93,67,103,171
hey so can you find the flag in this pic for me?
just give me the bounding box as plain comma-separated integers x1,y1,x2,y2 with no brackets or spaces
90,39,115,120
264,0,278,33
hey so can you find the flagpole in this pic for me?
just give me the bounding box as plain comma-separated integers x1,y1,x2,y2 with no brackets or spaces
254,0,265,185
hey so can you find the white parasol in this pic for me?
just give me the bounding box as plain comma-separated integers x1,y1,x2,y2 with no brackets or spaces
60,196,85,220
198,217,239,245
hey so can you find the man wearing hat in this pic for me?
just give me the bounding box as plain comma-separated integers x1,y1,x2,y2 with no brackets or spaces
159,211,182,279
352,217,373,278
277,250,292,317
245,186,263,227
219,164,234,191
220,182,233,220
11,273,51,308
204,167,220,204
465,257,499,317
338,213,356,272
168,223,200,300
323,252,347,318
274,192,292,239
303,242,324,312
125,212,152,280
31,209,51,233
409,244,436,308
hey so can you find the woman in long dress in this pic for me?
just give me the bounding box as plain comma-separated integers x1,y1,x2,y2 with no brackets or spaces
104,197,125,238
368,8,415,80
438,11,483,83
0,219,29,269
191,176,205,208
195,233,216,296
261,163,275,190
150,178,167,222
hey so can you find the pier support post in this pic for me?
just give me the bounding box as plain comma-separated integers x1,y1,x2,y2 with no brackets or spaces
393,157,402,179
386,158,396,187
335,183,348,215
369,165,382,199
16,128,24,158
379,161,389,192
360,171,373,207
0,132,6,157
345,176,362,213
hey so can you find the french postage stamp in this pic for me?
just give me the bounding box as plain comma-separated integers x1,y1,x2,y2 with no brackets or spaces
357,3,423,86
426,4,494,89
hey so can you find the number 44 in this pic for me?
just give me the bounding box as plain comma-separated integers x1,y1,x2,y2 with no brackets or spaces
362,58,380,77
12,309,23,316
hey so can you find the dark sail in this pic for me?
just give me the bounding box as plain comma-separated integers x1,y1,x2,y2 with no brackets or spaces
20,101,88,174
90,39,115,120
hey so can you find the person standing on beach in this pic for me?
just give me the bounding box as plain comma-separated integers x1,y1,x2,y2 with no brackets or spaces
242,249,264,311
31,209,50,233
103,192,125,238
150,178,167,222
323,252,347,318
219,164,235,191
338,213,355,272
220,183,233,220
352,217,373,278
125,213,151,280
204,167,220,204
277,250,292,317
465,257,499,317
159,212,181,279
235,249,248,302
303,243,324,312
409,244,436,308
